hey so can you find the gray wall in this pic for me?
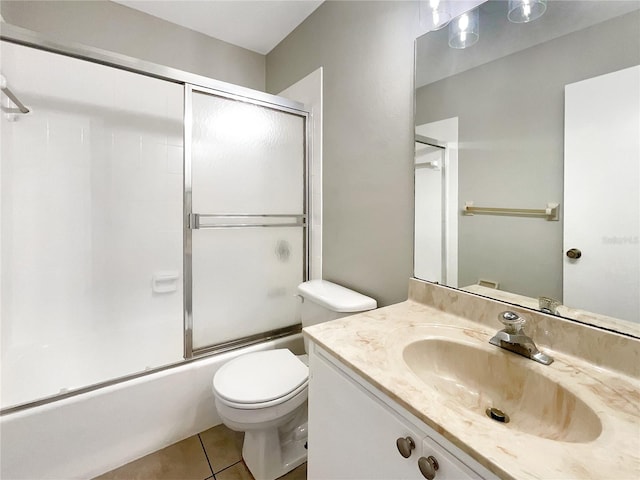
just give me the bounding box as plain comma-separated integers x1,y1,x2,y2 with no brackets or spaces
416,11,640,300
266,1,419,306
0,0,265,91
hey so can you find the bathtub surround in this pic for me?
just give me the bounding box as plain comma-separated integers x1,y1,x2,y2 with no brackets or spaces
304,278,640,478
2,7,311,406
1,7,314,477
1,26,312,480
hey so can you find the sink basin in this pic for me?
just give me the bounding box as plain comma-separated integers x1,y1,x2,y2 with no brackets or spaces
403,338,602,443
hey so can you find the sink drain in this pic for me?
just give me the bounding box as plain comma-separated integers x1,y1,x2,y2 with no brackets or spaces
486,407,510,423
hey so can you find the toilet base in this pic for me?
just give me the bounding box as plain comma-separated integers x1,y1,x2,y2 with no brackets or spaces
241,406,308,480
243,428,307,480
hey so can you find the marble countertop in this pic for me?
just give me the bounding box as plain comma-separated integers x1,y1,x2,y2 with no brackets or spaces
303,280,640,480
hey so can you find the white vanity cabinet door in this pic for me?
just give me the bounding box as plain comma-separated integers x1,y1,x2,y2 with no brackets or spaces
422,436,482,479
308,346,495,480
308,349,427,479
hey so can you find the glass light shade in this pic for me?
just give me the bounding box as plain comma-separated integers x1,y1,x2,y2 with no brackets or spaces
448,8,479,49
508,0,547,23
429,0,452,30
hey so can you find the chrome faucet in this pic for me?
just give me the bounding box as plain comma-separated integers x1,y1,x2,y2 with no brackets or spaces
489,311,553,365
538,296,561,315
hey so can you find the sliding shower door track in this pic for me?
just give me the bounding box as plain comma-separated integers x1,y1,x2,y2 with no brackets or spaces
192,324,302,357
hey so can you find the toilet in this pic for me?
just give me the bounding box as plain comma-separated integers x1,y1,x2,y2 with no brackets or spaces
212,280,377,480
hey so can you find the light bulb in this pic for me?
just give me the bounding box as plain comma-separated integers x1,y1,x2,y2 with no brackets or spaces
458,14,469,31
433,10,441,26
427,0,451,30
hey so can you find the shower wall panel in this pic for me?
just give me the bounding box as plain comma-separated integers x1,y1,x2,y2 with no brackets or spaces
0,42,184,408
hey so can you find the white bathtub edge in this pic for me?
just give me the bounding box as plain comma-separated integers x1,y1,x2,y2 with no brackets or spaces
0,333,304,480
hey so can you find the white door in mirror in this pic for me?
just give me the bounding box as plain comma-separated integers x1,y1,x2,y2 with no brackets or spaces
564,65,640,323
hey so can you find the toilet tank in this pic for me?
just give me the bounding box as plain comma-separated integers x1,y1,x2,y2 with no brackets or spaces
297,280,377,330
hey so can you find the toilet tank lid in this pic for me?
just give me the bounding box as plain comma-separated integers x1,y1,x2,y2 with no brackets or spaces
297,280,377,313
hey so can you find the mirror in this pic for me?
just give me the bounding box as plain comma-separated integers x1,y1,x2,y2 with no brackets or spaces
414,0,640,337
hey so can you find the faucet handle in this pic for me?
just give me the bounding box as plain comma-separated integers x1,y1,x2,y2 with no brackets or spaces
498,311,525,333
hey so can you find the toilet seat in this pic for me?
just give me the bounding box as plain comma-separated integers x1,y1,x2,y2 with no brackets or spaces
213,349,309,410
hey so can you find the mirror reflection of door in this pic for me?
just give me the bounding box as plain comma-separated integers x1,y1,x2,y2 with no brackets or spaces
564,65,640,323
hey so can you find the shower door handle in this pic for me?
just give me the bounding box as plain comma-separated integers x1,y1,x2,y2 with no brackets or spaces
189,213,305,229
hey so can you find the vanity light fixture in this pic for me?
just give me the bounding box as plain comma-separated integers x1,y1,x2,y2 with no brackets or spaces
507,0,547,23
448,8,479,49
428,0,451,30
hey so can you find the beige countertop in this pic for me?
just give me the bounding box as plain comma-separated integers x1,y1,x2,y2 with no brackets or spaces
304,279,640,480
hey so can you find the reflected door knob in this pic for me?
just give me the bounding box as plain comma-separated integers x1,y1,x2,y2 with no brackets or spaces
566,248,582,259
418,456,439,479
396,436,416,458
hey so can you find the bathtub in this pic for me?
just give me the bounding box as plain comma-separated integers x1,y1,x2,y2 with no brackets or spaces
0,333,304,480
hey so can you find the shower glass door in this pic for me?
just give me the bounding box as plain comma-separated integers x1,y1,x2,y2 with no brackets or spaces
187,87,307,354
0,41,184,410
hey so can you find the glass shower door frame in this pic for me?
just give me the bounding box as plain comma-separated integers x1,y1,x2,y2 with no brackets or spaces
0,23,311,414
183,84,310,359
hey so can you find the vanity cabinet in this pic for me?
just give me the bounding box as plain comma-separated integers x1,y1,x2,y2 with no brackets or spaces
308,344,496,480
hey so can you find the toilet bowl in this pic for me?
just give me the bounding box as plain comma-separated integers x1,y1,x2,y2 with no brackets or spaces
213,349,309,480
212,280,376,480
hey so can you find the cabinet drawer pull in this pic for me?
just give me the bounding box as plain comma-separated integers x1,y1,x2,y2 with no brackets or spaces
396,436,416,458
418,456,439,479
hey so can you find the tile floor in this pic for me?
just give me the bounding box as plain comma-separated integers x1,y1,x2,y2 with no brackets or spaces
94,424,306,480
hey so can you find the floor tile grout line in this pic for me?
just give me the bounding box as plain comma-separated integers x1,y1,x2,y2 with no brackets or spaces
214,459,245,476
198,433,216,480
